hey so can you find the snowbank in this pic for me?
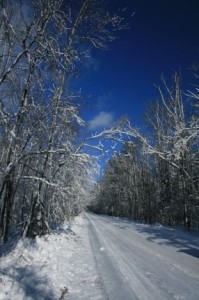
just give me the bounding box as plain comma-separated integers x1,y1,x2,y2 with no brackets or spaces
0,214,103,300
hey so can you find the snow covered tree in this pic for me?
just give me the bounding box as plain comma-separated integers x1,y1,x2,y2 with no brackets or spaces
92,74,199,229
142,74,199,227
0,0,126,241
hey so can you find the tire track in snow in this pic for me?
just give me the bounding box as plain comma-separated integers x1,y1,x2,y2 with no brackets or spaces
87,213,199,300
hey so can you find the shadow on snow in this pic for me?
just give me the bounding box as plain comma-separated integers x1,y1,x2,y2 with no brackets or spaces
0,265,56,299
91,213,199,260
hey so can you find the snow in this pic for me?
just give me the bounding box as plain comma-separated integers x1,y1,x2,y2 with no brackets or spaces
0,215,104,300
87,213,199,300
0,213,199,300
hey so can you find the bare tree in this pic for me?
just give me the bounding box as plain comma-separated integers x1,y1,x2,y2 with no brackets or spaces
0,0,126,241
92,74,199,229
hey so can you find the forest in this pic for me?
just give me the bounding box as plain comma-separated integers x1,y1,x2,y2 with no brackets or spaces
0,0,198,245
0,0,128,242
90,75,199,230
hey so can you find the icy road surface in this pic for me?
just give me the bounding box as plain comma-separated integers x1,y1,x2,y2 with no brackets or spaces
86,212,199,300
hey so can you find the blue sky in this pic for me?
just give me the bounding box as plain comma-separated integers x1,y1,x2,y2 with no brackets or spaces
78,0,199,131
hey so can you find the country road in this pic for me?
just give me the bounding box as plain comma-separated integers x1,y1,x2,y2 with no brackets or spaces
86,213,199,300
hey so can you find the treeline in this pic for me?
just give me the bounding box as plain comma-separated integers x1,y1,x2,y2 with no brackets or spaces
0,0,125,242
90,75,199,230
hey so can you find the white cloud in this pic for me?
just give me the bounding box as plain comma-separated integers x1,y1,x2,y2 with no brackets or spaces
88,111,114,130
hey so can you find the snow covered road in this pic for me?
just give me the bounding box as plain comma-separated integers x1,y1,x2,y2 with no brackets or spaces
86,213,199,300
0,213,198,300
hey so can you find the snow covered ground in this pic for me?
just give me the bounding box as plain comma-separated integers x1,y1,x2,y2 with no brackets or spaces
0,213,199,300
0,215,104,300
87,213,199,300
